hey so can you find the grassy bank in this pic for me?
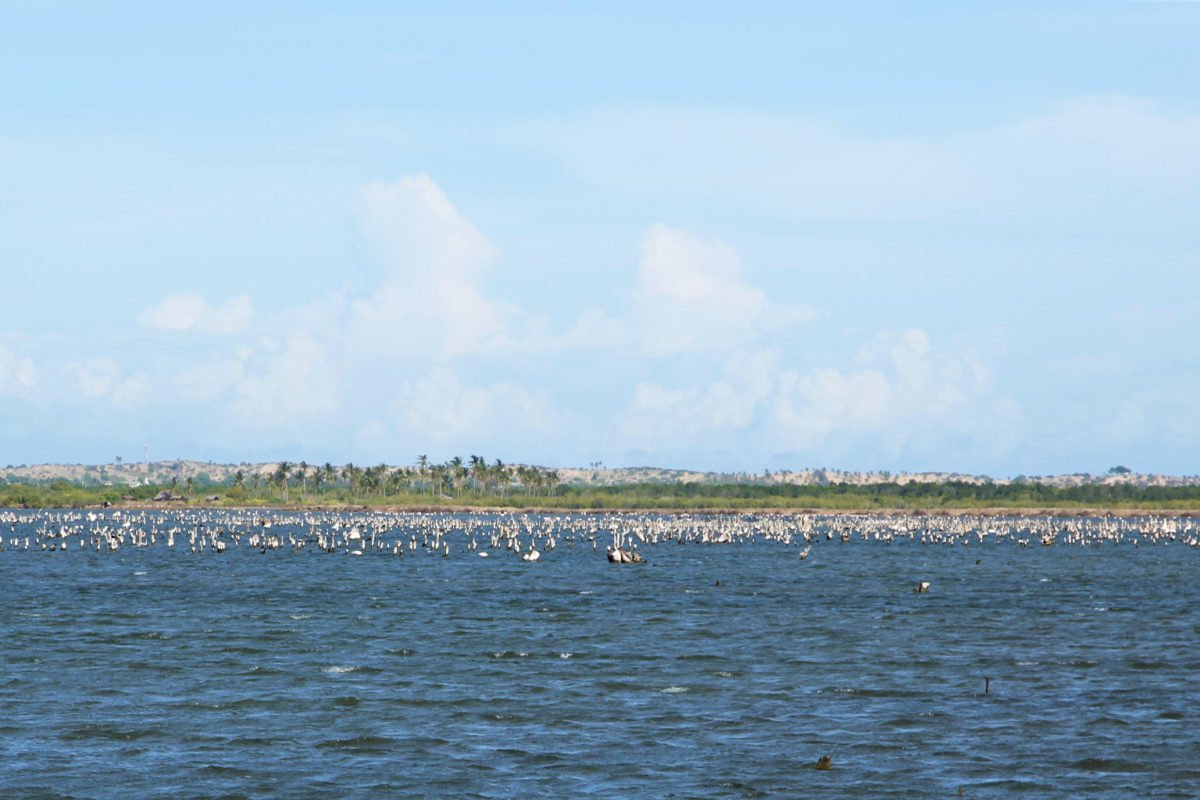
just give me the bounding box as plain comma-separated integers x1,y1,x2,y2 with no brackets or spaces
2,479,1198,513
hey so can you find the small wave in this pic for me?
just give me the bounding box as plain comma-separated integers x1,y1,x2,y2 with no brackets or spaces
246,666,285,676
288,614,311,620
229,736,281,746
322,665,357,674
829,686,924,698
1071,757,1150,773
316,735,399,752
60,724,165,742
198,763,243,775
660,686,689,693
559,652,572,659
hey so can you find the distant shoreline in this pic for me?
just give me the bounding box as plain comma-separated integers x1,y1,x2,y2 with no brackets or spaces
4,461,1198,515
25,500,1198,518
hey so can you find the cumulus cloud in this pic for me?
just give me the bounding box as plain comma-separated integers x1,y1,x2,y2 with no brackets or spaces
10,172,1025,470
389,367,562,449
71,358,151,408
231,335,339,425
619,349,776,446
140,293,253,334
637,224,768,355
0,344,35,394
172,354,248,402
352,175,509,358
618,328,1019,464
562,224,816,357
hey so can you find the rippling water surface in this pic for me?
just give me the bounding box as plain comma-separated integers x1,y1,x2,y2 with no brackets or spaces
2,510,1198,799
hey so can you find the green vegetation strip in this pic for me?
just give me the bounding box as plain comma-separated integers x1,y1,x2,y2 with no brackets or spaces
2,478,1198,512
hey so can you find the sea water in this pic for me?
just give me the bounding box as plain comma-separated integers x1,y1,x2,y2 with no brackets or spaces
1,510,1197,798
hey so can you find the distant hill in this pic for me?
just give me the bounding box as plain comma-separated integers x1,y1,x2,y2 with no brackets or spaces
2,460,1198,489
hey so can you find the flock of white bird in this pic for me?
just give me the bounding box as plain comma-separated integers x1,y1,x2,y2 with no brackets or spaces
0,508,1197,560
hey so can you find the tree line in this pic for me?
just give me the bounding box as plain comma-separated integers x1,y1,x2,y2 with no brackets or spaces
1,468,1198,510
228,456,563,503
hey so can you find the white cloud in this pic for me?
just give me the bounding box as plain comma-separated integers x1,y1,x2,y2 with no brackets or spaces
140,293,253,334
617,329,1019,465
619,349,776,446
231,335,339,425
4,171,1031,470
71,358,151,408
772,329,1006,449
389,367,562,448
353,175,509,358
172,354,248,402
636,224,768,356
525,96,1200,222
525,108,964,220
559,224,816,358
0,344,35,394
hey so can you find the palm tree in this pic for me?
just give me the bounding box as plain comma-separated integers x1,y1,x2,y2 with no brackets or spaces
470,455,486,495
297,460,309,500
275,461,292,502
524,467,544,497
233,469,245,491
492,459,510,497
449,456,465,497
387,467,406,496
417,455,429,494
361,466,379,497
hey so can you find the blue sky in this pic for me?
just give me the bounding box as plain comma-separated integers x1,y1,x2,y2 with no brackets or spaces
1,2,1198,475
